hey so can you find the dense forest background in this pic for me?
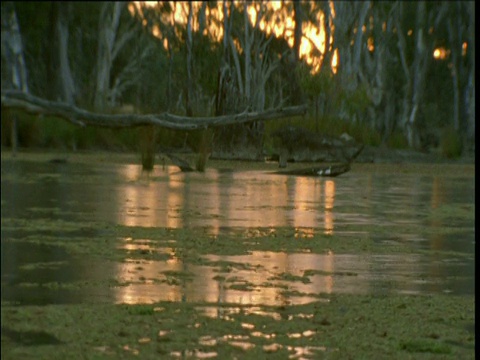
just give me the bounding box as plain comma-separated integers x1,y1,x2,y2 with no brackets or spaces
1,1,475,159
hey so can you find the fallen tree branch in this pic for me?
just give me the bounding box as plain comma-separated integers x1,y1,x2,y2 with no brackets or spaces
1,90,308,130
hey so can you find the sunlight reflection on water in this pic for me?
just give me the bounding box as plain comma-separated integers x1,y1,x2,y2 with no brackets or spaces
111,248,473,305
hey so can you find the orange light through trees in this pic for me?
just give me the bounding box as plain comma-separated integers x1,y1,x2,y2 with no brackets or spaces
133,1,451,74
433,47,449,60
331,49,338,74
134,1,336,74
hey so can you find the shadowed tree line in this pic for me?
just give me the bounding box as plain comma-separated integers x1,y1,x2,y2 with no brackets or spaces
1,1,475,160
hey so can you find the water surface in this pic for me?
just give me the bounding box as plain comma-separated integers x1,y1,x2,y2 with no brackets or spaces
1,157,475,306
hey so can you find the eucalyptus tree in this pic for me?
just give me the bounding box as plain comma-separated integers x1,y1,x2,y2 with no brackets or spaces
134,1,212,115
214,1,285,159
1,1,29,153
51,3,76,104
311,0,373,137
1,2,29,94
325,0,463,150
365,2,398,144
186,1,194,116
241,1,280,112
241,1,282,155
394,1,449,148
94,2,153,111
465,1,475,142
445,1,475,143
331,1,370,90
133,2,176,112
334,1,401,144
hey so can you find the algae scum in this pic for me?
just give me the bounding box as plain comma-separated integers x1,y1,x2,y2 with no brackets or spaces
1,153,475,359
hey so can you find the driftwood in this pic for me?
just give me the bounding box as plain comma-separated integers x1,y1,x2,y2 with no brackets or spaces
1,90,307,130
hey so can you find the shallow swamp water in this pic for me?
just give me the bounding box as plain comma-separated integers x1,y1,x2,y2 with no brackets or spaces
1,151,475,359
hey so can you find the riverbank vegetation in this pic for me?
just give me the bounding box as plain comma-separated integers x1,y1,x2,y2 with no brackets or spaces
1,2,475,162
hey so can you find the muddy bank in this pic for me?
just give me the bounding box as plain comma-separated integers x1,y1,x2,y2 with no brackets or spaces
355,145,475,165
0,147,475,170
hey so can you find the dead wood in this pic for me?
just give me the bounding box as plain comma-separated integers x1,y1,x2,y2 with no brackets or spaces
1,90,307,130
164,153,195,172
275,163,351,177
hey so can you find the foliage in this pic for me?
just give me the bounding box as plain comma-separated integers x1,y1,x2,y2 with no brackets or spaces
296,63,333,96
440,126,463,158
387,131,409,149
343,83,371,121
264,113,382,150
0,110,143,151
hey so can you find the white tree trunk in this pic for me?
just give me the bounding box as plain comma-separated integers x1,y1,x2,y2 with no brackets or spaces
466,2,475,140
1,2,29,93
57,4,75,104
229,36,243,97
394,3,412,134
94,2,124,111
395,1,428,149
448,17,460,132
244,4,252,104
186,2,194,116
1,2,29,155
352,1,370,80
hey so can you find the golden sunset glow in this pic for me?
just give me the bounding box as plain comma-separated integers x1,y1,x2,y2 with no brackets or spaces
324,180,335,235
331,48,339,74
132,1,447,75
152,25,160,38
134,1,335,73
247,4,258,26
433,47,449,60
368,37,375,52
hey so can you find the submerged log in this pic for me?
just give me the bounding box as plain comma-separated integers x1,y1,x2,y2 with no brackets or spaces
164,153,195,172
48,158,68,164
272,144,364,177
274,163,351,177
